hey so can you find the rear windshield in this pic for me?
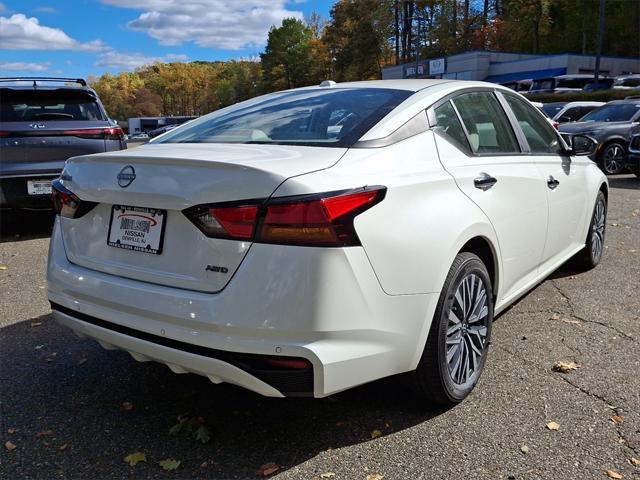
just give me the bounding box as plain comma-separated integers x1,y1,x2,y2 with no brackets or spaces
0,89,106,122
155,88,413,148
556,78,591,89
580,103,640,122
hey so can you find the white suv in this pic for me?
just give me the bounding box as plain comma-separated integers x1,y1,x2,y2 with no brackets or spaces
48,80,607,405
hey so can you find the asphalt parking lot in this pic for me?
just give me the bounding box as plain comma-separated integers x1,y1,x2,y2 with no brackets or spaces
1,175,638,480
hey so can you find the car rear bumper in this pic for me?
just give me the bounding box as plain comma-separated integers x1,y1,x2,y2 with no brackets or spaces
1,161,64,209
47,217,437,397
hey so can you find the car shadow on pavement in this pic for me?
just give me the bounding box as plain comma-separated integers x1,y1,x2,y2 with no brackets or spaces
607,174,640,191
0,210,54,243
0,314,445,479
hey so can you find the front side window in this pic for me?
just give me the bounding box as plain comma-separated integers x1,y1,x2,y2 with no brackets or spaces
504,94,561,154
433,100,471,154
156,88,412,148
452,92,520,154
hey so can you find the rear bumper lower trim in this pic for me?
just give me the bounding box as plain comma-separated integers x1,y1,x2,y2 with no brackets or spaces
50,302,314,396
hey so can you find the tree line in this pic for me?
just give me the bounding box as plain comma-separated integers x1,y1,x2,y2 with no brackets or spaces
90,0,640,121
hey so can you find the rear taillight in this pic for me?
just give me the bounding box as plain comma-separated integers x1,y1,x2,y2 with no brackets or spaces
552,121,560,130
183,203,260,240
183,187,386,247
62,127,124,140
52,180,97,218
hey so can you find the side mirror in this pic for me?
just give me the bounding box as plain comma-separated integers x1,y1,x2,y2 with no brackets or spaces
566,134,598,156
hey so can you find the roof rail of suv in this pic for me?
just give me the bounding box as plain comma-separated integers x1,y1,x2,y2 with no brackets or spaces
0,77,88,87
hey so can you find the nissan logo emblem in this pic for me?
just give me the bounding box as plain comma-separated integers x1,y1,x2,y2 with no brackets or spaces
117,165,136,188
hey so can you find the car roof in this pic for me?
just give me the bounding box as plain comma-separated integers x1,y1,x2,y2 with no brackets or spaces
563,101,605,107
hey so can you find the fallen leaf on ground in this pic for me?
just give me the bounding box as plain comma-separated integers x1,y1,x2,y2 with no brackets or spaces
7,428,18,434
335,421,347,427
77,358,87,365
194,425,210,444
256,462,280,477
58,443,68,452
30,322,42,327
520,445,529,454
200,462,208,468
0,264,7,271
546,421,560,431
45,352,58,362
366,474,384,480
552,361,581,373
629,457,640,466
320,473,335,478
158,458,181,471
4,441,16,451
611,415,623,425
370,429,382,439
36,430,53,437
124,452,147,466
121,402,134,411
606,470,623,479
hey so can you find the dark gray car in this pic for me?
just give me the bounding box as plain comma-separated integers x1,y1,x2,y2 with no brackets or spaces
559,98,640,175
0,77,126,210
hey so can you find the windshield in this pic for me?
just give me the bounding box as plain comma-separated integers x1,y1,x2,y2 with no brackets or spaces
531,79,554,91
541,103,565,117
0,89,106,122
156,88,412,147
580,103,640,122
556,78,591,89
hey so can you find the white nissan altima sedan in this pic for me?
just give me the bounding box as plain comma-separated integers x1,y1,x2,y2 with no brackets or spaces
48,80,608,405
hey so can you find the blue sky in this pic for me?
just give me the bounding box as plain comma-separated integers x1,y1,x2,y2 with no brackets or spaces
0,0,335,79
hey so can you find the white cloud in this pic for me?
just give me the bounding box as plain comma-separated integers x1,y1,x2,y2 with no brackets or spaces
95,50,189,71
100,0,303,50
165,53,188,61
0,13,107,51
0,61,50,72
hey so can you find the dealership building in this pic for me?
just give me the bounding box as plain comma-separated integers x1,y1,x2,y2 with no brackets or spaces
382,50,640,84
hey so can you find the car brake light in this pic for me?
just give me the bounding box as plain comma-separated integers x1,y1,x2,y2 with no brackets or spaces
183,187,386,247
62,127,124,140
184,203,259,240
258,188,386,246
51,180,97,218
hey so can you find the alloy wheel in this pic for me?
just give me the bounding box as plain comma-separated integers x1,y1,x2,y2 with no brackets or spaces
445,273,490,385
602,144,625,174
591,198,606,261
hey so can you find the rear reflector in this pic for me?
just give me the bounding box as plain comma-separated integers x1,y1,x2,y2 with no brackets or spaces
183,187,386,246
52,180,97,218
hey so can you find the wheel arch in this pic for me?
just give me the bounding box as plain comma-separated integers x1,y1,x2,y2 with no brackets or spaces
459,236,500,302
597,136,629,156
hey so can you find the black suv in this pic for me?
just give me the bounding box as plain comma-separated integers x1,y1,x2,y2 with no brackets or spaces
559,98,640,175
0,77,126,210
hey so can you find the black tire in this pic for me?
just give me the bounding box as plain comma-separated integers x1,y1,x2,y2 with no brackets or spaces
573,190,607,270
411,252,493,406
598,142,627,175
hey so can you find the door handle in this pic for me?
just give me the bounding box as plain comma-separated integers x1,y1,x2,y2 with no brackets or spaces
547,175,560,190
474,173,498,191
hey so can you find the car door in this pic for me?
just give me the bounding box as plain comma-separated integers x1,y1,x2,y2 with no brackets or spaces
500,92,589,269
430,90,549,304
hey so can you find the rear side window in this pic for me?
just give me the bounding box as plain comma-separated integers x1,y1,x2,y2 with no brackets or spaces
452,92,520,154
504,94,561,154
157,88,412,148
0,89,105,122
433,100,471,154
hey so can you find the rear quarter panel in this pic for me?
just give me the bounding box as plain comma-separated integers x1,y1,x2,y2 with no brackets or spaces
273,130,501,297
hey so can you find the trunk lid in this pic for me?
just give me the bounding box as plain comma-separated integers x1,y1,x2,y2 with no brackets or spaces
58,143,345,292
